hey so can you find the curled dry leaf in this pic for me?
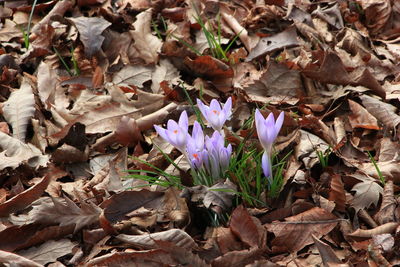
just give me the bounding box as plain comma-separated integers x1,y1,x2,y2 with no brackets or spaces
311,234,342,266
0,131,49,170
348,99,380,130
230,205,266,248
374,180,397,224
2,77,35,141
328,174,346,212
348,222,399,238
359,0,391,36
117,229,196,250
130,8,163,64
211,246,265,267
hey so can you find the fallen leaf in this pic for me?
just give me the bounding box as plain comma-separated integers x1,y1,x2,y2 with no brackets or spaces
117,229,196,249
130,9,163,64
350,174,383,212
0,131,49,170
18,239,76,265
246,26,299,61
68,16,111,58
312,235,342,266
348,99,380,130
265,207,338,253
0,173,53,217
374,180,396,224
112,64,154,88
348,222,399,238
27,196,102,233
359,94,400,129
0,250,43,267
230,205,266,248
2,77,35,141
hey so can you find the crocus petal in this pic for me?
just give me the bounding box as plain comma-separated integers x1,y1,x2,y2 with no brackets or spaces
223,97,232,118
274,112,284,137
196,99,209,120
154,125,169,141
209,99,222,112
261,152,272,179
178,111,189,132
192,121,204,150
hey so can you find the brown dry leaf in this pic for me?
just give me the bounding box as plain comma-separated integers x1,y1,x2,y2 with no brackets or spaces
99,190,164,232
0,172,55,217
17,239,76,265
184,55,234,80
294,130,330,169
348,222,399,238
162,187,190,228
0,19,23,42
246,26,299,61
230,205,266,248
350,173,383,212
359,0,391,36
112,64,154,88
31,0,72,35
154,240,209,267
265,207,338,253
348,99,380,130
130,8,163,64
359,94,400,130
86,249,177,267
374,180,397,224
117,229,196,249
68,16,111,58
328,174,346,212
211,247,265,267
203,179,237,213
311,235,342,266
214,227,244,254
243,61,302,105
27,196,101,233
0,250,43,267
2,77,36,141
0,224,75,252
0,131,49,169
151,59,180,94
37,61,57,109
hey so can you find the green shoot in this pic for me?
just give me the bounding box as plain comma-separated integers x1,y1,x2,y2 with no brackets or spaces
367,151,385,185
24,0,38,48
53,47,73,76
180,82,206,128
71,47,80,76
316,146,331,168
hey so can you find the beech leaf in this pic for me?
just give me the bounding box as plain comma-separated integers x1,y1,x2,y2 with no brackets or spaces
350,179,383,212
2,77,35,141
69,16,111,58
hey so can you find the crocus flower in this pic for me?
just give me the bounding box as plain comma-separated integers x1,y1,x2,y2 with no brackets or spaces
154,111,189,152
255,109,284,155
261,151,272,180
197,97,232,132
186,121,205,169
255,109,284,182
203,131,232,179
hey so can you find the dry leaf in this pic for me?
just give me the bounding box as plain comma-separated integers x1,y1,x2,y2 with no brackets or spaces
348,222,399,238
18,239,76,265
312,235,342,266
348,99,380,130
265,207,338,253
2,77,35,141
130,9,163,64
68,16,111,58
0,250,43,267
27,196,101,233
0,131,49,170
112,64,154,88
117,229,196,249
350,174,383,212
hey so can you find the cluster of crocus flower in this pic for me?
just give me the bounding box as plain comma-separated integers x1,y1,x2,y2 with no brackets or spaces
154,97,284,187
155,98,233,183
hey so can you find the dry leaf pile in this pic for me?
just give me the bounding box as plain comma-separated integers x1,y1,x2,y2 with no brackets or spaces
0,0,400,266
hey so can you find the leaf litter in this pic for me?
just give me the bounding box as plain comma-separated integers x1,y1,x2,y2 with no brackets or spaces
0,1,400,266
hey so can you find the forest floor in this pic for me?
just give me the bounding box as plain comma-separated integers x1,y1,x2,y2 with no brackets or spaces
0,0,400,266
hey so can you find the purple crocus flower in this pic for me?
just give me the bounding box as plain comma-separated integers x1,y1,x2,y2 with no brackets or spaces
154,111,189,152
197,97,232,132
186,121,205,169
255,109,284,154
255,109,284,181
203,131,232,179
